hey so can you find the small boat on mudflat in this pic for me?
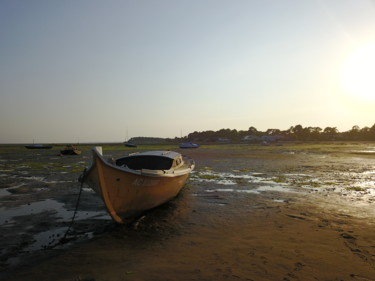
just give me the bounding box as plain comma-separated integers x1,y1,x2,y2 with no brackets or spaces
25,144,53,149
60,145,81,155
179,142,199,149
79,147,195,224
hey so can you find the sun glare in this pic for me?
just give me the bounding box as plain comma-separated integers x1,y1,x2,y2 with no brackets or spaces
341,42,375,103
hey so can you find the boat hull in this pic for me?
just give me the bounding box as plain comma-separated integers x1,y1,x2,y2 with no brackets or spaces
82,148,193,223
25,145,53,149
124,143,137,148
179,142,199,149
60,149,81,155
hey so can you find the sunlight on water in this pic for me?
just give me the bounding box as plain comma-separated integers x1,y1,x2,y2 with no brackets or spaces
205,185,295,194
192,168,375,200
193,170,296,195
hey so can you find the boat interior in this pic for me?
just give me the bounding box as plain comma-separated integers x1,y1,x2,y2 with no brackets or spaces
116,156,175,170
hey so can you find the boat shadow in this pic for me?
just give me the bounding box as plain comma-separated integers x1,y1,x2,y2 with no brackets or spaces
108,185,192,241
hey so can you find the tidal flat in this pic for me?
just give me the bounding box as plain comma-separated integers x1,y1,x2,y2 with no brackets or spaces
0,142,374,281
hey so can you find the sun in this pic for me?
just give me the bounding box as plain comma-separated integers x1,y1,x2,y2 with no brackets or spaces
341,42,375,103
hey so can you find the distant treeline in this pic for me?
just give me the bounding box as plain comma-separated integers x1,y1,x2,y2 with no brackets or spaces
128,137,167,144
170,124,375,142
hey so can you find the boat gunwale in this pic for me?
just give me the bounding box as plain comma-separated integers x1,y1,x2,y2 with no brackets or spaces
90,147,195,178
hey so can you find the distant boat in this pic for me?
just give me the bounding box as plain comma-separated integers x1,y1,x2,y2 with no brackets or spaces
124,129,137,147
25,144,53,149
124,142,137,148
179,142,199,149
79,147,195,224
261,141,270,146
60,145,81,155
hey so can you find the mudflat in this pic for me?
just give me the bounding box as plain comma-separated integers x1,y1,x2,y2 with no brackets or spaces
0,142,374,281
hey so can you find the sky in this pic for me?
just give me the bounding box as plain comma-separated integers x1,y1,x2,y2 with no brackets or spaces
1,0,375,143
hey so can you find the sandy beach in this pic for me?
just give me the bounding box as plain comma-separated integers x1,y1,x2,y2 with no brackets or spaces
0,143,375,281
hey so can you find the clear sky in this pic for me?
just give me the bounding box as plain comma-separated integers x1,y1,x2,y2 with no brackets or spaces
1,0,375,143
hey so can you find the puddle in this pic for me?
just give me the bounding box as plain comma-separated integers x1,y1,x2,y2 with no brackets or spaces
273,199,287,203
0,197,110,268
351,180,375,188
0,184,26,197
284,173,311,177
206,188,235,193
352,150,375,153
9,175,73,184
0,188,11,197
205,184,295,194
0,198,110,225
0,198,111,266
256,185,294,193
18,176,45,181
193,170,270,184
195,170,300,197
194,167,375,202
15,165,31,169
20,227,96,254
218,179,237,185
24,227,69,251
2,226,89,268
41,179,73,184
206,202,228,206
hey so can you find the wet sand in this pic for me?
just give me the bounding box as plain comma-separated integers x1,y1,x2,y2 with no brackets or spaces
0,143,375,281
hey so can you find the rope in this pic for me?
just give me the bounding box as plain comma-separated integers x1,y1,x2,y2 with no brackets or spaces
60,179,84,243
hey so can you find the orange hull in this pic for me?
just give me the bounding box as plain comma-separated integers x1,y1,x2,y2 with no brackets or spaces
81,147,194,223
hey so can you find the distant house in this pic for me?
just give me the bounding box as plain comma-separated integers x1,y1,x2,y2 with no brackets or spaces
217,138,231,143
242,135,259,142
260,135,284,142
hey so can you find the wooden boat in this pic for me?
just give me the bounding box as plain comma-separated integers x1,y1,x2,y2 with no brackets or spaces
79,147,195,223
179,142,199,148
25,144,53,149
60,145,81,155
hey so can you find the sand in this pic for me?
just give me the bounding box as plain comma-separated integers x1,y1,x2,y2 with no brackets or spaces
0,143,374,281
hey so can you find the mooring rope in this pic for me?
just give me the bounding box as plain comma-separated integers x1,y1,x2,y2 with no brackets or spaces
60,177,84,243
